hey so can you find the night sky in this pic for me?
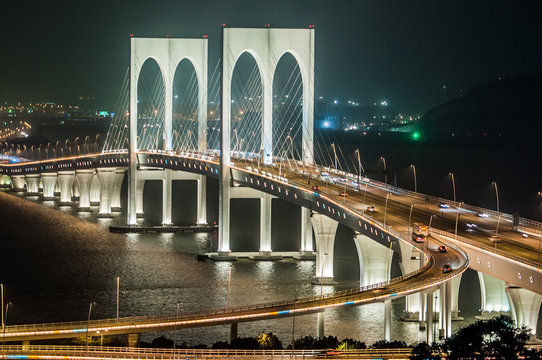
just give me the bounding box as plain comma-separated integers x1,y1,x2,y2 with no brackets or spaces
1,0,541,114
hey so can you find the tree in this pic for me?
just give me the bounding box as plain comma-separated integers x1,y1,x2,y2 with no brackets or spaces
371,340,408,349
445,315,530,360
230,337,260,349
410,342,441,360
313,335,339,349
257,332,283,349
338,338,366,349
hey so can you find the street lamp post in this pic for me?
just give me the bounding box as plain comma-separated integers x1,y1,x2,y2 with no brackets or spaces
455,202,463,240
492,182,501,235
384,193,391,227
428,215,436,249
410,165,417,193
408,203,416,236
381,157,387,184
173,301,182,353
449,173,456,203
331,143,338,170
2,302,11,358
86,302,96,352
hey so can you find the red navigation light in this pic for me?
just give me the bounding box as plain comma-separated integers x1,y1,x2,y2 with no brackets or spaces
221,23,226,27
129,33,134,37
203,34,208,38
264,24,271,27
213,221,217,225
308,25,316,29
166,34,171,38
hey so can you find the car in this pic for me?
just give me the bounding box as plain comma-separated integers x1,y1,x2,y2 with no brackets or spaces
339,177,347,182
339,192,348,197
477,213,489,218
441,264,452,273
366,206,375,213
438,245,447,253
466,223,478,228
312,185,320,192
489,235,502,243
438,202,450,208
412,234,426,243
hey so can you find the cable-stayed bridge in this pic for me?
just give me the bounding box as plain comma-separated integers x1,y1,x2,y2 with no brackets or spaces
0,27,541,350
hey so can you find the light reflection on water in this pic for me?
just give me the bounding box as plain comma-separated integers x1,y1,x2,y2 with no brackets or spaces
0,191,508,346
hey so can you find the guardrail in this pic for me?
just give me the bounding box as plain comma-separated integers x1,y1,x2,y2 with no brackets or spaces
0,345,414,359
429,228,540,269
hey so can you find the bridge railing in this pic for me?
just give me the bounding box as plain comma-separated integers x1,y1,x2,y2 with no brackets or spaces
4,241,470,337
429,228,540,269
0,344,413,358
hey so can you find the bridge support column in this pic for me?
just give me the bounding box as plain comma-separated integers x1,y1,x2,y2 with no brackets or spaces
384,299,392,341
76,170,94,210
57,171,75,205
90,174,101,205
72,180,80,201
310,213,338,285
0,174,10,188
477,271,510,317
426,290,434,344
419,293,426,330
196,175,207,224
136,179,145,216
353,233,393,286
399,242,423,321
300,207,313,253
98,168,116,216
450,274,463,320
40,173,57,200
127,333,139,348
506,286,542,338
162,169,172,225
438,281,453,340
22,340,30,350
317,312,324,339
111,170,125,211
25,174,40,195
11,175,26,192
230,322,238,343
54,180,60,196
259,194,272,252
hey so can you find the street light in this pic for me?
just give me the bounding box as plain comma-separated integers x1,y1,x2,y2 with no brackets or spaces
2,302,12,358
410,165,417,193
408,203,416,236
449,173,456,203
173,301,182,353
492,182,501,235
354,149,365,189
86,301,96,351
381,157,387,184
455,202,463,240
384,193,391,227
331,143,338,170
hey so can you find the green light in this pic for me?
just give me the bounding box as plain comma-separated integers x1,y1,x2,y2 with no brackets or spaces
412,131,420,140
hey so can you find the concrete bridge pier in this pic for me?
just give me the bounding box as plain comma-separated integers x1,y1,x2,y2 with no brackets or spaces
384,299,392,341
127,333,139,348
72,179,80,201
230,322,238,343
506,286,542,338
25,174,40,195
354,233,393,286
258,193,272,253
40,173,57,200
317,312,324,338
90,174,101,205
0,174,10,188
162,169,172,225
311,213,338,285
196,175,207,224
426,289,435,344
57,171,75,205
76,170,95,211
22,340,30,350
110,170,125,211
98,168,117,217
54,180,60,196
300,207,313,253
450,274,463,320
11,175,26,192
438,281,453,339
399,242,423,322
478,272,510,317
136,179,145,216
